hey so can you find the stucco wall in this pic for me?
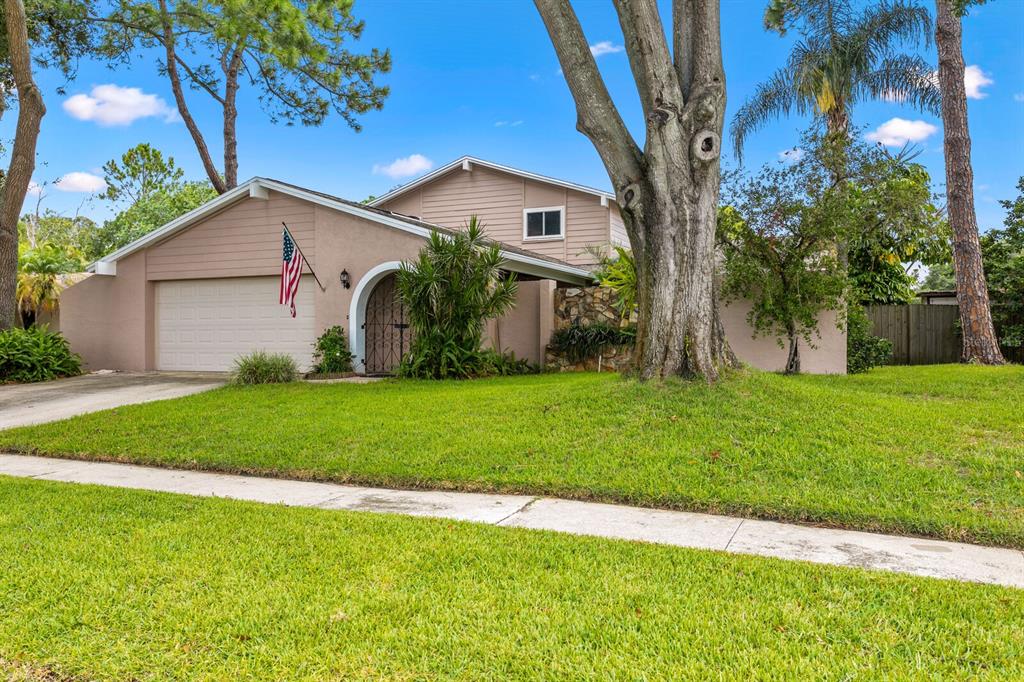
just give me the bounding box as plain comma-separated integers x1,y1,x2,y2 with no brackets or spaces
58,251,151,371
550,286,847,375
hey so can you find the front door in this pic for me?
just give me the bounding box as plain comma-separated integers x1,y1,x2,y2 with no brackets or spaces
362,273,412,374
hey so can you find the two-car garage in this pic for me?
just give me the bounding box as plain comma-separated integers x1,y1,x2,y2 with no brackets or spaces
155,276,316,371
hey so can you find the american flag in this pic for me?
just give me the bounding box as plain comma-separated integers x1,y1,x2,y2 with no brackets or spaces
280,229,304,317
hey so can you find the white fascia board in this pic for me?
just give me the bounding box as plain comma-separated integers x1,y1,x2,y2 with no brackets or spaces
368,156,616,208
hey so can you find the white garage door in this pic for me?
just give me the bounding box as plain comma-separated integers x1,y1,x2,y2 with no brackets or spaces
156,276,316,372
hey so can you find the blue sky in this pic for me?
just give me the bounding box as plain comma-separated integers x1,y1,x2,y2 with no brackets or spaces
9,0,1024,230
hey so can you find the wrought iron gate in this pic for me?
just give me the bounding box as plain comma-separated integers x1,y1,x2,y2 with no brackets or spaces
362,273,412,374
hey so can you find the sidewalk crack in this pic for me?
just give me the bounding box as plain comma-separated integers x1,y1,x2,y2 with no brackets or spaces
495,497,540,526
724,519,745,551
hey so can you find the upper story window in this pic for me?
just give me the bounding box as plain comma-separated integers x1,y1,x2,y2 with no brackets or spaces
523,206,564,240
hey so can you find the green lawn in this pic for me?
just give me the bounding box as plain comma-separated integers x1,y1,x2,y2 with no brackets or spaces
1,476,1021,680
2,365,1022,547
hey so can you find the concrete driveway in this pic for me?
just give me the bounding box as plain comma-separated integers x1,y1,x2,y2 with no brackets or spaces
0,372,227,430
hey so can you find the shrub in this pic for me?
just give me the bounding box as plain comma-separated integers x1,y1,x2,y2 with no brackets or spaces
595,246,637,314
549,321,636,363
397,217,518,379
0,326,82,383
311,326,354,374
232,351,298,385
482,350,539,376
847,306,893,374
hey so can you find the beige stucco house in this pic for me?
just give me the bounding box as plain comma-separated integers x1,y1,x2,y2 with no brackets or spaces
56,157,845,374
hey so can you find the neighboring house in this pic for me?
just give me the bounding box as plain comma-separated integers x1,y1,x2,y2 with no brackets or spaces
918,289,958,305
55,160,846,374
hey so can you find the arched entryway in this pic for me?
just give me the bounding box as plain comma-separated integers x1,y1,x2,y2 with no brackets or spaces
362,273,413,374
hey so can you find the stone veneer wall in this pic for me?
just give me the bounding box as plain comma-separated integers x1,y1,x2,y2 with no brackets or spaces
546,285,636,372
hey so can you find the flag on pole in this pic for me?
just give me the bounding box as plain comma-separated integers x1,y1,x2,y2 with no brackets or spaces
280,228,304,317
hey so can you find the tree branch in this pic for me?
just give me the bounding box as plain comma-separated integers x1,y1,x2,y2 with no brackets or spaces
675,0,725,112
611,0,679,118
533,0,642,192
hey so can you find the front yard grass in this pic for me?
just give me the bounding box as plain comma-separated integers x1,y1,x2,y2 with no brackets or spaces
1,364,1022,547
1,476,1022,680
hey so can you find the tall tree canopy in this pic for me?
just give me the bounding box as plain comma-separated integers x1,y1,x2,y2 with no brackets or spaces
93,0,391,193
534,0,735,381
732,0,939,159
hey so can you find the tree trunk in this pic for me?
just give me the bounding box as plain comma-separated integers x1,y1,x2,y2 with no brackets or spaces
158,0,227,194
0,0,46,330
222,46,243,190
935,0,1003,364
784,324,800,374
536,0,735,382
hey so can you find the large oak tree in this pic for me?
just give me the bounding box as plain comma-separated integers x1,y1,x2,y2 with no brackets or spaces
94,0,391,193
534,0,734,381
934,0,1003,364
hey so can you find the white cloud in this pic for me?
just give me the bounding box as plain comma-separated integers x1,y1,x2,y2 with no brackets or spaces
63,84,178,126
529,74,541,82
372,154,433,179
589,41,624,57
865,118,938,146
1013,93,1024,102
494,120,523,127
54,172,106,193
26,181,44,197
778,148,805,163
963,65,993,99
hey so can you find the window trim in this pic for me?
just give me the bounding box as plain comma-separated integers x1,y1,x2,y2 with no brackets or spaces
522,206,566,242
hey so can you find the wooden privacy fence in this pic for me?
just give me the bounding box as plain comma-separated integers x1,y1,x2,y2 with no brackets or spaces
866,305,960,365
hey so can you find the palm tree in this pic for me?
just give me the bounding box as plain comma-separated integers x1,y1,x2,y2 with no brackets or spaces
732,0,940,164
16,242,79,328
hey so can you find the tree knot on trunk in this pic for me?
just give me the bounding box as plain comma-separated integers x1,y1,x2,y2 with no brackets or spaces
691,130,720,164
647,98,681,128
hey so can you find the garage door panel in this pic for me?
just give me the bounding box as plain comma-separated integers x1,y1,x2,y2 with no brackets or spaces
156,276,316,371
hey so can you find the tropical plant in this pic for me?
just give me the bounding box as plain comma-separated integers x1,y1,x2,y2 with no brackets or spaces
934,0,1003,364
732,0,939,164
535,0,733,382
595,246,637,315
0,325,82,382
91,0,390,192
846,305,893,373
549,321,636,364
16,241,81,327
396,217,517,379
311,325,354,374
231,351,298,385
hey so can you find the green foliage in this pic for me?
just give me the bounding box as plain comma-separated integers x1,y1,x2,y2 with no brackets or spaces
549,321,636,364
983,177,1024,348
92,180,216,257
231,351,298,385
19,210,99,260
734,0,938,156
96,0,390,129
919,262,955,291
844,143,948,304
718,146,849,373
480,350,538,376
99,142,182,205
396,217,518,379
0,325,82,382
17,242,83,327
595,246,637,314
311,325,353,374
846,305,893,373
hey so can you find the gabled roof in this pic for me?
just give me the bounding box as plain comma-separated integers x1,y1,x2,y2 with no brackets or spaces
367,155,617,208
90,177,594,285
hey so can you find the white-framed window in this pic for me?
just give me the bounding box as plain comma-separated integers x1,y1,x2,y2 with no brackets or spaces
523,206,565,241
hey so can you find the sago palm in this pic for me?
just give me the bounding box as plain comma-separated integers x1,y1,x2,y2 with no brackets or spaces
732,0,940,160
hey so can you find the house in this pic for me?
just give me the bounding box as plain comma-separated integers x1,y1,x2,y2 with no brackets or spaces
55,158,846,374
918,289,958,305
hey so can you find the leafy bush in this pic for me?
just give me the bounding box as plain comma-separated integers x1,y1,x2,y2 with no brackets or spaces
846,306,893,374
549,321,636,363
482,350,538,376
595,246,637,314
397,217,518,379
232,351,298,385
311,326,354,374
0,326,82,383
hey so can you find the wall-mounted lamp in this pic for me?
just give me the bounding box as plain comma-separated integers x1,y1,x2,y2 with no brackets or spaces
340,269,351,289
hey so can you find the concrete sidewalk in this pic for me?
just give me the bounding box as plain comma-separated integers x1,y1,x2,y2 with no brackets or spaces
1,453,1021,589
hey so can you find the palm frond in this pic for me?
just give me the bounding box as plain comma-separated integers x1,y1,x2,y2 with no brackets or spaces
858,54,941,115
730,66,805,161
851,0,933,64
